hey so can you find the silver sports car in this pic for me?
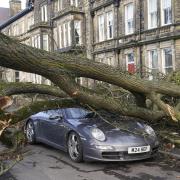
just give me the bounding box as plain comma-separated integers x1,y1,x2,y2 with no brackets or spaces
25,107,159,162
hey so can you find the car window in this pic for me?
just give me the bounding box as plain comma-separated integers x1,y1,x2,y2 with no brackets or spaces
65,108,93,119
40,109,62,119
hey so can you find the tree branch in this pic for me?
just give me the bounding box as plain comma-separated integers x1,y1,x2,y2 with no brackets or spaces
0,82,67,98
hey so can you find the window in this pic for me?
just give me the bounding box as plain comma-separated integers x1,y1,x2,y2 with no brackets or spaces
162,48,173,74
71,0,79,7
107,57,113,66
19,21,24,34
13,24,18,36
149,50,158,78
32,35,40,49
58,0,63,11
68,22,71,46
15,71,20,82
41,5,47,22
61,22,71,48
125,3,134,35
107,11,113,39
126,53,135,73
58,25,62,48
63,23,68,47
148,0,157,29
76,77,83,85
98,14,105,42
27,15,34,30
161,0,172,25
43,34,49,51
74,20,82,45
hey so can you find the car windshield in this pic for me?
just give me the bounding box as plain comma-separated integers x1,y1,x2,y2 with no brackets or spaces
66,108,96,119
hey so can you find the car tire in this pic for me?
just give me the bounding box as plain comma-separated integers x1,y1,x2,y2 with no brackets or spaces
67,132,83,163
26,120,36,144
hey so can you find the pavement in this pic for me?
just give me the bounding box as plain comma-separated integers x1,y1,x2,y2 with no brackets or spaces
0,143,180,180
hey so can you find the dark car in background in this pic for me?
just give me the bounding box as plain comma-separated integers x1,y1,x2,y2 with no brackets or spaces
25,108,159,162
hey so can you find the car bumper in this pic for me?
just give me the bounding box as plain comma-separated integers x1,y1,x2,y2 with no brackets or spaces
83,144,159,162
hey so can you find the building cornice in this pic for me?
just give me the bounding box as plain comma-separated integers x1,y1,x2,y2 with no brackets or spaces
52,6,84,21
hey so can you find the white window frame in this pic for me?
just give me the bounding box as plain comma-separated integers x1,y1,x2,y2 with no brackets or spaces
63,23,70,47
125,3,134,35
58,25,62,48
162,47,173,74
71,0,79,7
148,49,159,79
41,4,47,22
74,20,82,45
161,0,172,26
15,71,20,82
42,34,49,51
107,57,113,66
32,34,41,49
63,23,67,47
98,14,105,42
68,21,71,46
148,0,158,29
58,0,63,11
107,11,113,39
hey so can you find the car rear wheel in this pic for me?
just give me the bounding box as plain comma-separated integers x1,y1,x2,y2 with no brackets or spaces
67,132,83,163
26,120,36,144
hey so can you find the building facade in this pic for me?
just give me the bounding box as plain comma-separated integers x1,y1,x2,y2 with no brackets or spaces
0,0,180,84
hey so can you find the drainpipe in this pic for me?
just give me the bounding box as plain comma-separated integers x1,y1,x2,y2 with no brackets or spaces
139,0,143,78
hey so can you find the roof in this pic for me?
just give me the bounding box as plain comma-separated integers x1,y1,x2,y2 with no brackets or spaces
0,7,10,25
0,6,33,30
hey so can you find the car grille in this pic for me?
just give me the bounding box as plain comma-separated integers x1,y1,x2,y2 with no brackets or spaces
101,147,158,160
102,152,124,160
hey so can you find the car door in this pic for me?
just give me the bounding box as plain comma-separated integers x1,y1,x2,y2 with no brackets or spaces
40,109,66,148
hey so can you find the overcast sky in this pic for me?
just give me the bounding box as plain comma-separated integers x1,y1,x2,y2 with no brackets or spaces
0,0,26,9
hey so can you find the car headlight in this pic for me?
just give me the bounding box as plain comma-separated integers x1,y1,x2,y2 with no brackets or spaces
145,125,156,136
91,128,106,141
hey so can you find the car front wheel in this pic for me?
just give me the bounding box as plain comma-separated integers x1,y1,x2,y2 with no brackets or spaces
67,132,83,163
26,120,36,144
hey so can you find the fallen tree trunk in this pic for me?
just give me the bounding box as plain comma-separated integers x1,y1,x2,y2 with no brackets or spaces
0,33,179,121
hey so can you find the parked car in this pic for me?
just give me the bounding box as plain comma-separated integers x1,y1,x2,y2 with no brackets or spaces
25,107,159,162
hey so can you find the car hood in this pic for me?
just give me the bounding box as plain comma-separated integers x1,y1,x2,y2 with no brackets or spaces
67,116,156,145
67,116,150,138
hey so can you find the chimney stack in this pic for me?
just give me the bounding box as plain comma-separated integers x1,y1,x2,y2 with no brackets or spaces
9,0,22,17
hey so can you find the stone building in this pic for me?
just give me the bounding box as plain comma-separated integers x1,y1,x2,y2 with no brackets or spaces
0,0,180,84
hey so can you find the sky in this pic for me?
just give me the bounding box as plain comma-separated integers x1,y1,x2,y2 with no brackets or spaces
0,0,26,9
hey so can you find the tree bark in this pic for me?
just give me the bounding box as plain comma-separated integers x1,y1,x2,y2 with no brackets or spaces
0,33,179,121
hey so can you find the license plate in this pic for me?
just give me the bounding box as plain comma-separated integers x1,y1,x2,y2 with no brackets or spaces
128,145,150,154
